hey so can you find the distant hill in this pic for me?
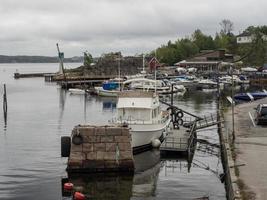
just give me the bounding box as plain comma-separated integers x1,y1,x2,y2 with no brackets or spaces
0,55,83,63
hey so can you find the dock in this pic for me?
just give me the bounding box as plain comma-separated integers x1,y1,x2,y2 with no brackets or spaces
61,125,134,173
160,121,197,157
14,72,55,79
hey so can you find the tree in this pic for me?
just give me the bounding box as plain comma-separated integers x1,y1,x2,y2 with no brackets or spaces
192,29,215,50
83,51,93,66
220,19,234,35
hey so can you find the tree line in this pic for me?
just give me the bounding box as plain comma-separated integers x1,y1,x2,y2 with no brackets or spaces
152,20,267,67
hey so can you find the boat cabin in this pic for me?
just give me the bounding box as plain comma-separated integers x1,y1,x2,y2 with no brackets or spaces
116,91,161,123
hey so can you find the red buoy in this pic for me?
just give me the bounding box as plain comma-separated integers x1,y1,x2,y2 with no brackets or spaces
74,192,86,200
63,182,74,191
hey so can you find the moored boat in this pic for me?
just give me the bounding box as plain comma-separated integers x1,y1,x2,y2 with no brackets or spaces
68,88,86,95
234,91,267,101
94,80,121,97
111,91,171,153
123,78,185,94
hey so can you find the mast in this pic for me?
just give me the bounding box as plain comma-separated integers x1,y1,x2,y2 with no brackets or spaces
56,43,67,83
118,57,121,91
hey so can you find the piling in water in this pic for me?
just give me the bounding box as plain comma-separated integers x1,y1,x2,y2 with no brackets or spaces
3,84,7,127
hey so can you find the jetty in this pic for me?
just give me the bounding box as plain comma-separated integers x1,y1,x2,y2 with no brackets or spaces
160,122,196,157
14,72,55,79
61,125,134,173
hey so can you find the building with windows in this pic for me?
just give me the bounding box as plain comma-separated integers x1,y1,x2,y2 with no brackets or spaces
174,49,234,72
236,31,267,44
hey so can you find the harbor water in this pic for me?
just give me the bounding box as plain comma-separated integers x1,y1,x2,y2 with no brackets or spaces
0,63,226,200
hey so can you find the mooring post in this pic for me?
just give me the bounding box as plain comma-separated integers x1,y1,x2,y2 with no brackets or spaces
171,84,174,122
3,84,7,126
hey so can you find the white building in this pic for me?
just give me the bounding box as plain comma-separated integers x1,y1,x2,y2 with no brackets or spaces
236,32,253,44
237,32,267,44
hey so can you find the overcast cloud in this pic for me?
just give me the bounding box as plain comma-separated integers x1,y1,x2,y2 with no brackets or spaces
0,0,266,57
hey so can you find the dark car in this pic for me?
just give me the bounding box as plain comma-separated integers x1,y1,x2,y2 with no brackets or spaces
254,104,267,125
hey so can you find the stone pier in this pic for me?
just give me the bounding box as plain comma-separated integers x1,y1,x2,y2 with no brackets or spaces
67,125,134,173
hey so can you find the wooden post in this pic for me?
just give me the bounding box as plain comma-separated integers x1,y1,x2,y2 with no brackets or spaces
3,84,7,126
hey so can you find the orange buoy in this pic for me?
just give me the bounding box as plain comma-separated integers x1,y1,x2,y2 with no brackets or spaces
74,192,86,200
63,182,74,191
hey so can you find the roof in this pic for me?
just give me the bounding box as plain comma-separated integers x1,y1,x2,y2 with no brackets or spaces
117,97,157,109
236,32,251,37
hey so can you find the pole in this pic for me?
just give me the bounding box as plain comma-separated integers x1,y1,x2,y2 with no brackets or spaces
56,43,67,85
171,84,174,122
118,57,121,91
3,84,7,127
231,65,235,142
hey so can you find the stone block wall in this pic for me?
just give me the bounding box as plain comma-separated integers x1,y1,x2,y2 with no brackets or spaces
67,125,134,173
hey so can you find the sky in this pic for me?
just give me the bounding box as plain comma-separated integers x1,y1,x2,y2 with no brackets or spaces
0,0,266,57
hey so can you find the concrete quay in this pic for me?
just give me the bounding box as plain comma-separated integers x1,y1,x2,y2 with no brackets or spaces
224,97,267,200
66,125,134,173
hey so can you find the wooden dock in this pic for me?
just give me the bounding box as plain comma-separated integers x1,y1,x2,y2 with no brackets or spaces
14,72,55,79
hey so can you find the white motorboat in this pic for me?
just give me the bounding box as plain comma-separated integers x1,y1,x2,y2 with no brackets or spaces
219,75,242,85
197,79,218,89
94,79,122,97
123,78,185,94
68,88,86,95
111,91,171,153
94,86,120,97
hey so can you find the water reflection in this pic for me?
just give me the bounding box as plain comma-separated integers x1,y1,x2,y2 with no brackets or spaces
62,150,196,200
58,88,67,130
102,98,117,111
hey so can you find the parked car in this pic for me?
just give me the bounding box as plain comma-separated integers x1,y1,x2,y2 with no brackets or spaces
254,104,267,125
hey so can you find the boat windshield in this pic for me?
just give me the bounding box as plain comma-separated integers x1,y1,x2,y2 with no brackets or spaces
118,108,151,121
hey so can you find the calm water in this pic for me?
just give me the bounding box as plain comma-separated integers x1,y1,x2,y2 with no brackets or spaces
0,63,226,200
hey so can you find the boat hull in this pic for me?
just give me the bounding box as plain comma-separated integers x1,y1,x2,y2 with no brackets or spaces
95,87,119,97
128,119,171,154
234,92,267,101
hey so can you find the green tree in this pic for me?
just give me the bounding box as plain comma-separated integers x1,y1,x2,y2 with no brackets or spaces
192,29,215,50
83,51,93,66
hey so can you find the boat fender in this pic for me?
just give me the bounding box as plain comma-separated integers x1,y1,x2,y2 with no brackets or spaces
177,118,183,125
151,139,161,148
176,111,184,118
64,182,74,191
74,192,86,200
72,135,83,145
173,122,179,130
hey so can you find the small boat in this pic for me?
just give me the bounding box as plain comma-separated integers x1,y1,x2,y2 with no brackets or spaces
234,91,267,101
197,79,217,89
94,80,121,97
123,78,185,94
94,87,120,97
219,75,242,85
68,88,86,95
172,75,199,89
111,91,171,153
